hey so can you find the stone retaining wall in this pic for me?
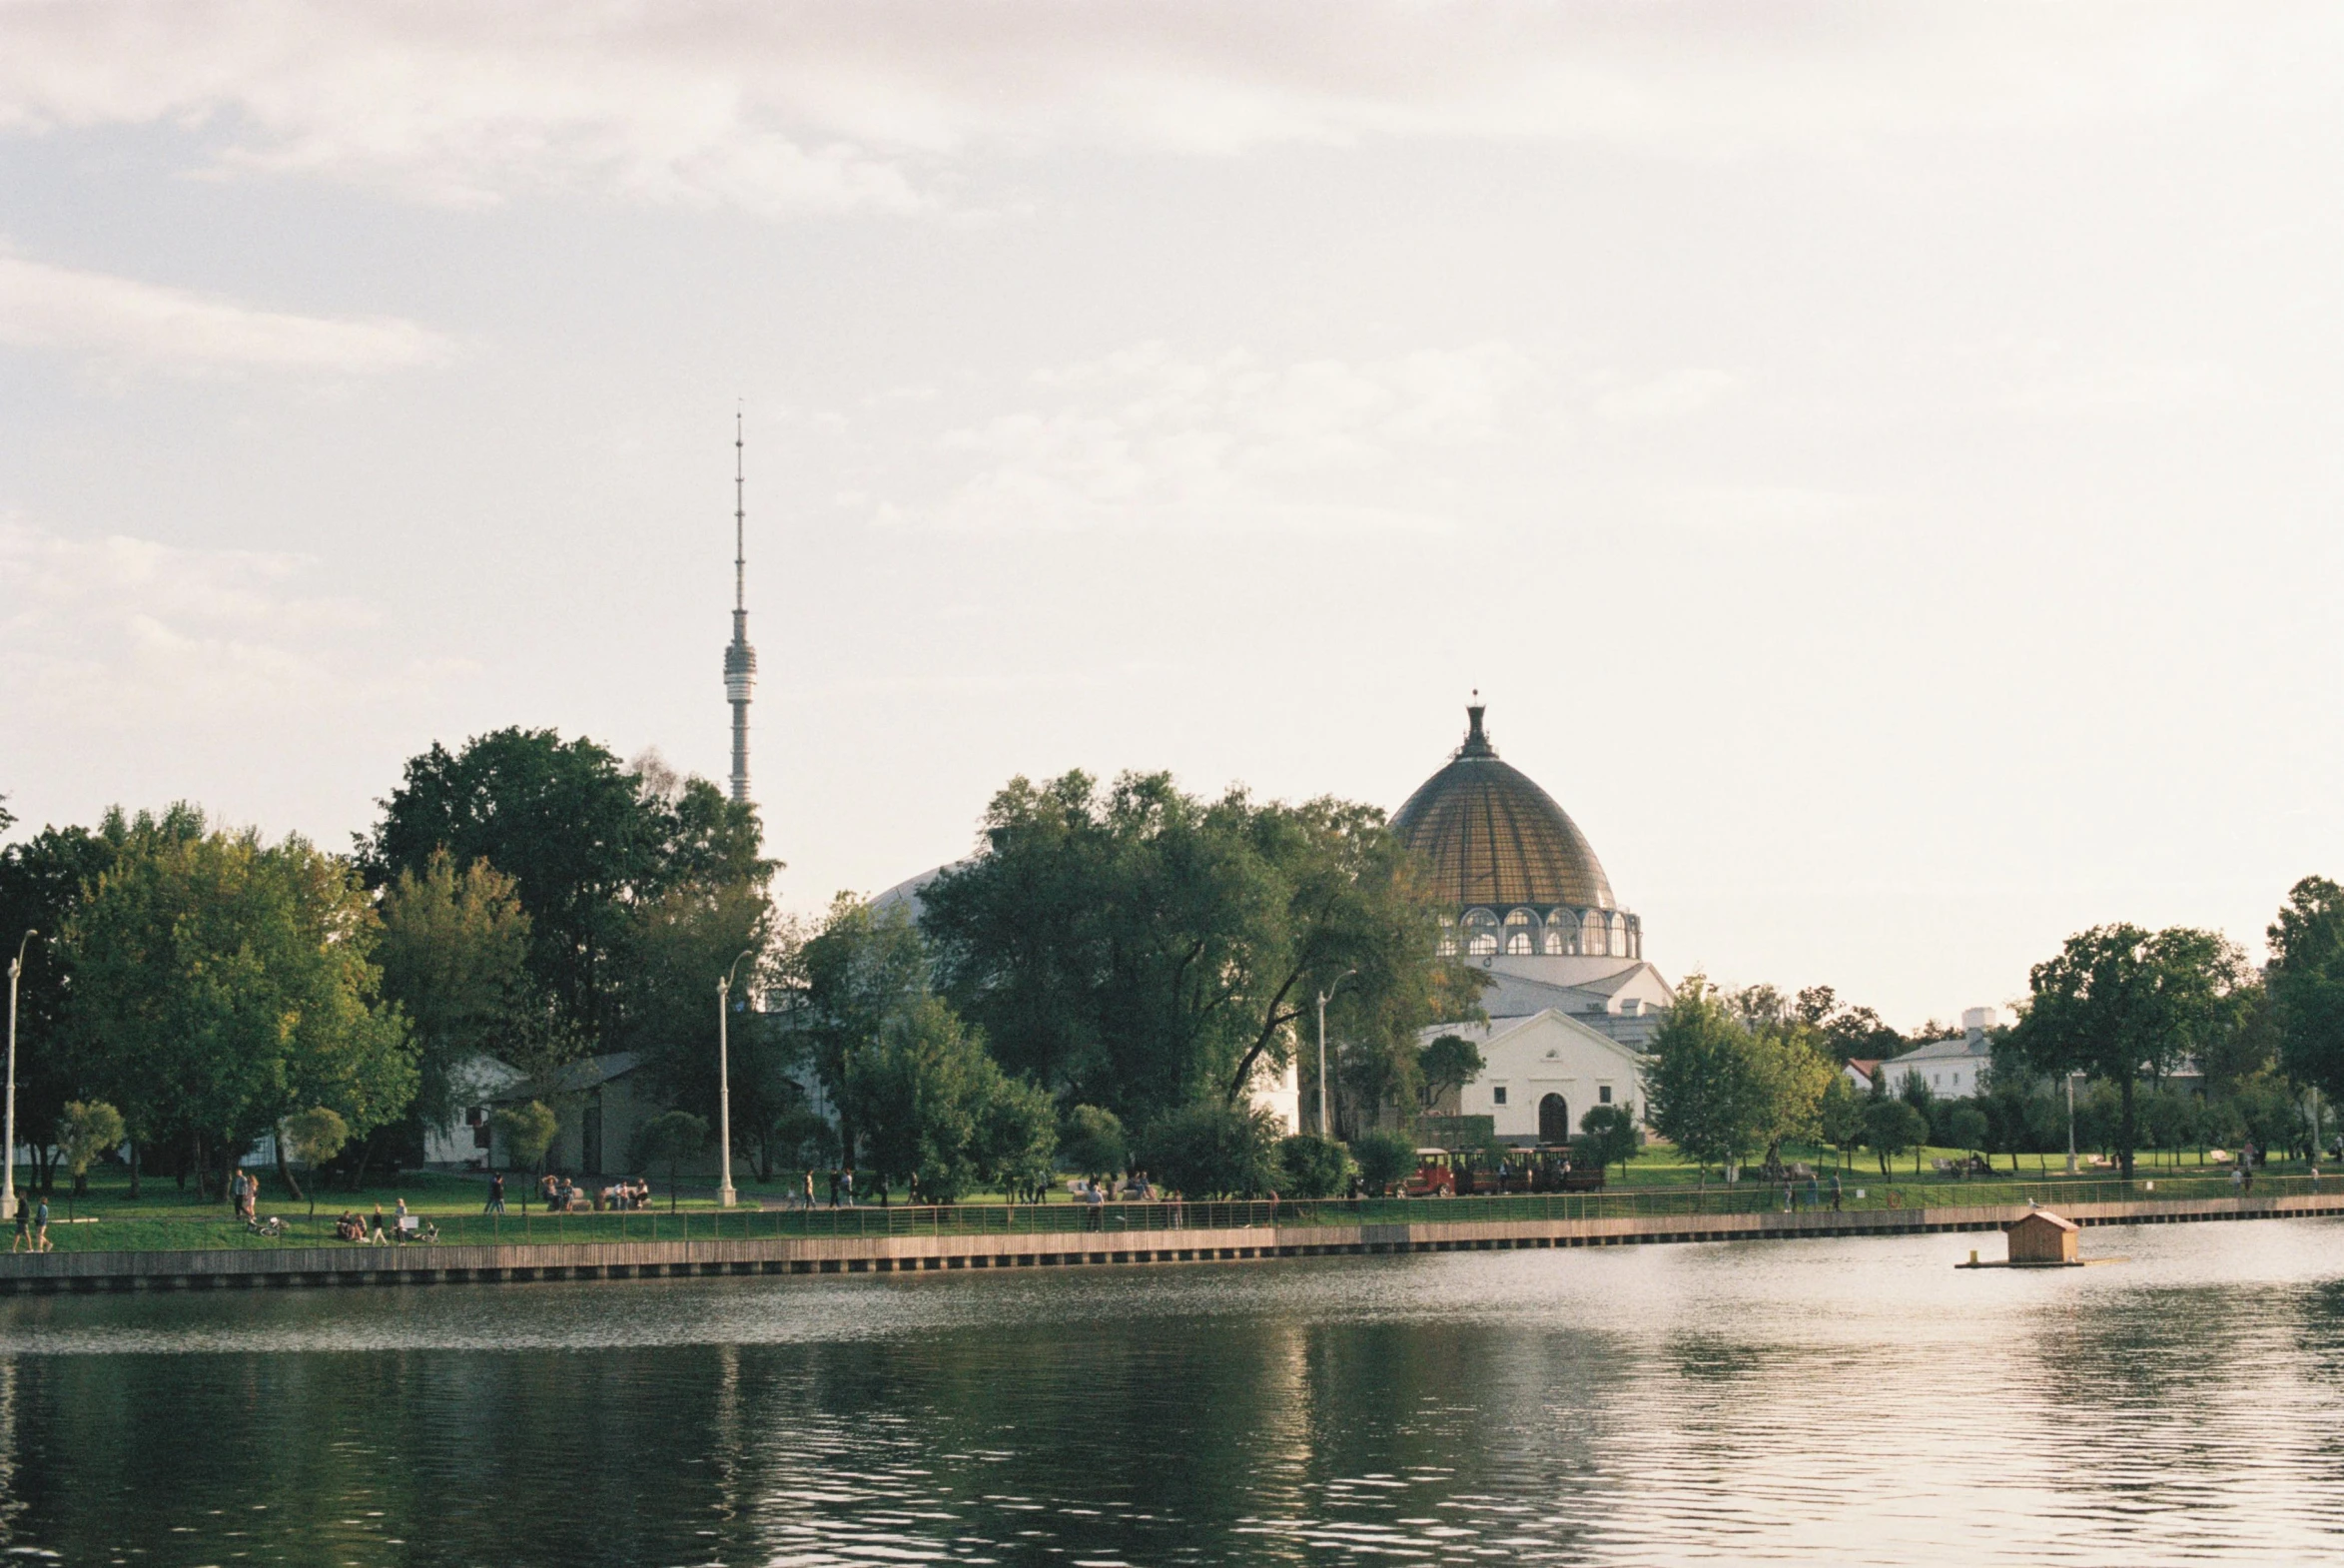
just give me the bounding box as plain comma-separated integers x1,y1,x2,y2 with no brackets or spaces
2,1192,2335,1294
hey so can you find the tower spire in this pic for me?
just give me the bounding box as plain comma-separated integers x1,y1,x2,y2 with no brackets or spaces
723,407,758,806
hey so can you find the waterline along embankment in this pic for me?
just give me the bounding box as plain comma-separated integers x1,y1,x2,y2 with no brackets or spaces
2,1177,2337,1293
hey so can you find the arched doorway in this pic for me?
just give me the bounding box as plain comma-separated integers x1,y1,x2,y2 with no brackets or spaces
1538,1093,1570,1145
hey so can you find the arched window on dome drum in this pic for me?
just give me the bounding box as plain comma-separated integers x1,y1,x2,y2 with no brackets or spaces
1610,913,1629,958
1543,911,1577,956
1502,909,1536,955
1436,915,1458,957
1462,909,1500,956
1582,908,1609,957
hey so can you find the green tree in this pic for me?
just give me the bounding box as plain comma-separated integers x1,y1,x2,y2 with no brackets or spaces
632,1110,708,1212
2268,876,2344,1106
1277,1133,1350,1197
974,1072,1059,1201
278,1107,350,1217
921,772,1475,1131
1864,1099,1929,1176
787,895,930,1168
1946,1104,1988,1160
1578,1102,1641,1180
56,1101,124,1218
1349,1130,1417,1195
64,808,416,1199
376,851,534,1109
491,1101,558,1199
843,996,1038,1204
1060,1105,1129,1183
360,730,772,1057
1136,1103,1284,1198
1644,979,1773,1177
0,822,119,1192
1418,1034,1485,1112
1818,1075,1867,1169
2007,924,2251,1178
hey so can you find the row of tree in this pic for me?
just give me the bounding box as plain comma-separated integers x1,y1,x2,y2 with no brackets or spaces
1647,889,2344,1183
0,745,1488,1201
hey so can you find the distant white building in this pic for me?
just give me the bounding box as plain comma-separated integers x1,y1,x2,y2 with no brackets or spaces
1879,1008,1998,1100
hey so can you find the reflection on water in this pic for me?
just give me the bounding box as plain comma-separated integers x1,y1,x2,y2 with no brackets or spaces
6,1221,2344,1564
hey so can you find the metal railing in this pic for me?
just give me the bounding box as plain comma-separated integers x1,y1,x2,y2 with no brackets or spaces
13,1171,2332,1255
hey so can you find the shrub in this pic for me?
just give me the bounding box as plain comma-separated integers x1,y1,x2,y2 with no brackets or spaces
1349,1130,1418,1195
1137,1103,1283,1198
1277,1133,1350,1197
1060,1104,1128,1181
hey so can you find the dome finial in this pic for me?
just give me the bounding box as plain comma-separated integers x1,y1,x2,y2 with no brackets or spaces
1460,691,1494,758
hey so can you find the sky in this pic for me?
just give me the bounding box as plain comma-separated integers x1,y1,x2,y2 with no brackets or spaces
4,1,2342,1031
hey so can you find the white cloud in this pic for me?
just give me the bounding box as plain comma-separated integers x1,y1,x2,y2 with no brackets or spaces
895,342,1538,533
0,253,453,376
0,518,467,724
0,1,2266,215
1594,368,1737,422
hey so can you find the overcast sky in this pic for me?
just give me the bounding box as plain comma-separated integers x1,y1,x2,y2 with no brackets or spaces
4,1,2341,1029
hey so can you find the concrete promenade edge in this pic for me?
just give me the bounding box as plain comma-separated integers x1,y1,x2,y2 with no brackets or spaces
2,1192,2339,1294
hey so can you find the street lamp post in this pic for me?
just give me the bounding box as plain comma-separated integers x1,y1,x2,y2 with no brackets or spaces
5,930,36,1221
1315,969,1357,1140
2065,1071,2079,1176
716,949,757,1209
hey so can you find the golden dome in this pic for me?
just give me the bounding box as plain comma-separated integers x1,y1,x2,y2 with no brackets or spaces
1391,703,1616,912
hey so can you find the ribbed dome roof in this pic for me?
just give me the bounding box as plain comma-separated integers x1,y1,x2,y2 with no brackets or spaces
1391,704,1615,911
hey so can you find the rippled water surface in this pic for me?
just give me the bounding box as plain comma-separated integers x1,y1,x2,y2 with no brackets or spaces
6,1222,2344,1565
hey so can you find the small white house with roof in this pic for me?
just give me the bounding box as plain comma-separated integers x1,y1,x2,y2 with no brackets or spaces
1879,1009,1998,1100
1430,1009,1649,1147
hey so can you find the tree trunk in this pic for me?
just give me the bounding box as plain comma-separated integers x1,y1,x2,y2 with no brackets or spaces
2118,1074,2137,1180
276,1139,306,1204
127,1140,141,1200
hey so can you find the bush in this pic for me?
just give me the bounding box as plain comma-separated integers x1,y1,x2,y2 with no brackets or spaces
1060,1104,1128,1181
1137,1103,1283,1198
1349,1130,1417,1195
1277,1133,1350,1197
1578,1102,1640,1177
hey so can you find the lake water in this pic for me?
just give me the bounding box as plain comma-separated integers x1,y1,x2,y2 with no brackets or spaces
4,1220,2344,1565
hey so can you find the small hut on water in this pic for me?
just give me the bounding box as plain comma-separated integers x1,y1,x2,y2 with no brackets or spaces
2007,1209,2080,1264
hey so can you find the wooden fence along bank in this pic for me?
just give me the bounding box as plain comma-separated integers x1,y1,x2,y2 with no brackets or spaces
3,1187,2340,1294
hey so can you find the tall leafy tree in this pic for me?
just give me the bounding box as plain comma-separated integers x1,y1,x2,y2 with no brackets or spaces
2007,923,2251,1178
359,730,771,1056
843,995,1051,1203
65,808,416,1196
921,771,1474,1130
376,851,534,1123
2267,876,2344,1106
0,821,118,1190
785,894,932,1163
1644,979,1773,1177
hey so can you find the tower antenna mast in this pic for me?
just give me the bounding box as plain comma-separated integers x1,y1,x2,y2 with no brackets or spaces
723,407,758,806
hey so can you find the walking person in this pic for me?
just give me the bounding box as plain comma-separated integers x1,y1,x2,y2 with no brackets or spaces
485,1173,505,1214
10,1192,28,1253
801,1169,814,1209
827,1169,840,1208
32,1195,50,1253
1831,1173,1843,1212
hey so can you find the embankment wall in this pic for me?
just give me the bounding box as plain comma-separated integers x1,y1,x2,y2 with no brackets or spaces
2,1192,2336,1294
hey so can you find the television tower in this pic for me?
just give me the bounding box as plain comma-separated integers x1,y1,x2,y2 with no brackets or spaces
723,410,757,806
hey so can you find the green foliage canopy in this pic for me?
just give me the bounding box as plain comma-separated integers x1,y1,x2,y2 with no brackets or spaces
63,808,416,1182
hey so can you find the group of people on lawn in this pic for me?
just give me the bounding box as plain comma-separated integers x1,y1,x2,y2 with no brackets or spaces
535,1173,651,1212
